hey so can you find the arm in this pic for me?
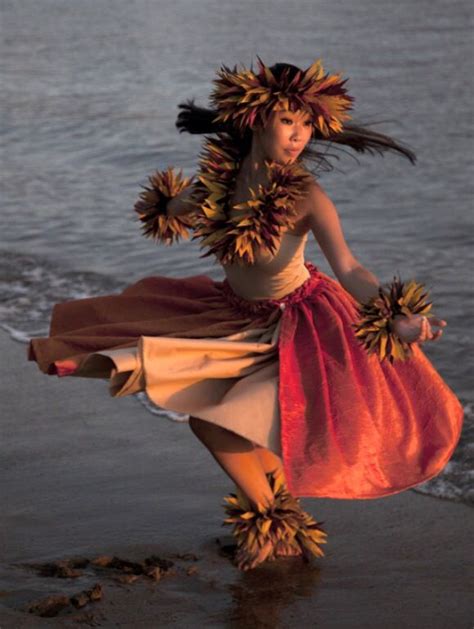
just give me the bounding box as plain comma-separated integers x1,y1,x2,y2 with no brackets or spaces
302,182,444,347
303,181,380,303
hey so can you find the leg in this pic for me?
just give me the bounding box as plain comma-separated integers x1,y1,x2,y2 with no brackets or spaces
188,416,274,511
253,444,286,480
188,417,327,570
253,445,303,558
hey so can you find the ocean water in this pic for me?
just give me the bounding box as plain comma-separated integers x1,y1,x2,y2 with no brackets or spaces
1,0,472,504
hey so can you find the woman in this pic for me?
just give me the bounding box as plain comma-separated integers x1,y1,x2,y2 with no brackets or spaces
28,58,464,571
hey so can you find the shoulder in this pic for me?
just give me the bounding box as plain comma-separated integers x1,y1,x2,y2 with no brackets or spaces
303,176,329,203
297,176,348,239
297,176,359,278
297,176,334,217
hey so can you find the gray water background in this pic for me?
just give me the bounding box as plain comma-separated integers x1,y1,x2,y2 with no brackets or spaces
1,0,473,503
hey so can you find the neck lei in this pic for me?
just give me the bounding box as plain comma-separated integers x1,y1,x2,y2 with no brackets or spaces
191,133,313,265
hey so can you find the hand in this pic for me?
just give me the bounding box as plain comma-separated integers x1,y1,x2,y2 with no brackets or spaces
392,313,446,345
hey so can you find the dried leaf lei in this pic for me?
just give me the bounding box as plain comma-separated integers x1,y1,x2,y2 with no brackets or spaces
191,133,314,265
352,276,433,363
134,167,196,245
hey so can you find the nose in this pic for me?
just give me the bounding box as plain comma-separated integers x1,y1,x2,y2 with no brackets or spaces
290,123,304,142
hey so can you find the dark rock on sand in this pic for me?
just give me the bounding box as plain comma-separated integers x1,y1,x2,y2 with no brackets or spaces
28,559,84,578
26,594,70,617
26,583,103,617
70,584,103,608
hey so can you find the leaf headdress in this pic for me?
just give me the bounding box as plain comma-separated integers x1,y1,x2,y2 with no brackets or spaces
210,56,354,136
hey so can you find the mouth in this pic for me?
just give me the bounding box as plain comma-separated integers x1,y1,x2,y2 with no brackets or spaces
285,149,301,156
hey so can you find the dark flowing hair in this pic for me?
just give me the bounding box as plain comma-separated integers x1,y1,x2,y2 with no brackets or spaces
175,62,416,175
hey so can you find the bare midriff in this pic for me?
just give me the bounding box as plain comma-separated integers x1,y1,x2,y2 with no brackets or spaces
222,231,310,301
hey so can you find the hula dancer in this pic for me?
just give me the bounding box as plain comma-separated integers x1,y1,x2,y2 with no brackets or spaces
29,58,463,571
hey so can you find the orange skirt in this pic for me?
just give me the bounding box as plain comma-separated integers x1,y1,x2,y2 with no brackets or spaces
28,263,464,498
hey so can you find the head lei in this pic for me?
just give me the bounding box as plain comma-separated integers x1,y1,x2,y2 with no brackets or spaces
209,56,354,136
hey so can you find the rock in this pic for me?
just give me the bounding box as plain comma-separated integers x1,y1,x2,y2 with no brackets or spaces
91,555,143,574
144,555,174,571
115,574,140,584
87,583,103,602
109,557,144,574
71,583,103,608
69,557,90,569
27,594,71,617
173,552,199,561
186,565,199,575
143,566,162,581
70,592,90,609
33,559,83,578
90,555,115,568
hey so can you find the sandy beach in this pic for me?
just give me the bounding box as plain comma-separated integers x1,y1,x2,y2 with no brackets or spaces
0,330,472,628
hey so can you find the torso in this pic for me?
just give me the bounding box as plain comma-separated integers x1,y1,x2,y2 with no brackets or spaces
221,162,314,300
222,230,311,301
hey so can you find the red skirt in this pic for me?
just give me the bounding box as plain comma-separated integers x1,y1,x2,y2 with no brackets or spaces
28,263,464,499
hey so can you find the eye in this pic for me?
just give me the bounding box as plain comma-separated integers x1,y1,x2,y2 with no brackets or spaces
304,120,313,127
281,117,293,124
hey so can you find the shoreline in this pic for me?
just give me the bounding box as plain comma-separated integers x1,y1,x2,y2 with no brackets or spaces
1,331,473,627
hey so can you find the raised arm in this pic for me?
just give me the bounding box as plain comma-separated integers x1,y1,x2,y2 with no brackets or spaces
302,181,380,303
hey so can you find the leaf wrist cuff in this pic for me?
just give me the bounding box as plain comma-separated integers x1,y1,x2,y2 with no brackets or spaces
352,276,433,363
134,167,196,245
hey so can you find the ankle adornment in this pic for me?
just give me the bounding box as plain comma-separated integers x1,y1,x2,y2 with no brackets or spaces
222,471,327,571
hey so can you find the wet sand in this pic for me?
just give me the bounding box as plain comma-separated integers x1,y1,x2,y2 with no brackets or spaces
1,330,473,628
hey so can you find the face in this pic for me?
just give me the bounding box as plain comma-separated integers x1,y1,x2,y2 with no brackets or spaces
254,108,314,165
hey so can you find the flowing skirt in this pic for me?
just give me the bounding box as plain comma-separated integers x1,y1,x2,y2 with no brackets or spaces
28,263,464,498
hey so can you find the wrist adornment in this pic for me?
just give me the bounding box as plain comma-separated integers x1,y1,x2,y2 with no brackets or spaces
352,276,433,363
134,167,196,245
